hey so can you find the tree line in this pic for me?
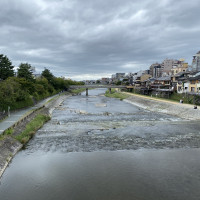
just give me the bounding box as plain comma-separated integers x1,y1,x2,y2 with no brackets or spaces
0,54,83,111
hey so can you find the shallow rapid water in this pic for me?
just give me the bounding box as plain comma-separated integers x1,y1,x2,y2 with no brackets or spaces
1,88,200,200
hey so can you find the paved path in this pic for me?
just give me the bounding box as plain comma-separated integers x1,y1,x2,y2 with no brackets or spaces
0,95,58,135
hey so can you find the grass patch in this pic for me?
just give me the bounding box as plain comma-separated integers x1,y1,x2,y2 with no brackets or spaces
4,128,14,135
70,88,86,94
105,89,130,100
46,96,59,104
15,114,51,144
0,128,14,141
169,93,195,104
126,90,199,105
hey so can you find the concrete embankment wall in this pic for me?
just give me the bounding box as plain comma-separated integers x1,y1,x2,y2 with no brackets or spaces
0,95,70,178
123,93,200,120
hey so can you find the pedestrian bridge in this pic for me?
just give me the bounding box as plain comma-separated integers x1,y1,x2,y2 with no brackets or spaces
69,85,129,96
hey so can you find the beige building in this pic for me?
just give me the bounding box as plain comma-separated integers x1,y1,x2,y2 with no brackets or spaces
134,74,152,87
171,59,188,75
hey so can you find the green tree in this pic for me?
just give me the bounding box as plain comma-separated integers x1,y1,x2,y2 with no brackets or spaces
35,77,49,90
53,77,66,90
116,80,122,85
41,68,54,84
96,80,100,84
0,77,32,111
17,63,34,82
15,77,35,94
0,54,14,80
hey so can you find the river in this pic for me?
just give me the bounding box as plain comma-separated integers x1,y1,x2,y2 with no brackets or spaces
0,88,200,200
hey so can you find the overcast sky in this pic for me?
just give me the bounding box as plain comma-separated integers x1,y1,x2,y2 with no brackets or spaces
0,0,200,80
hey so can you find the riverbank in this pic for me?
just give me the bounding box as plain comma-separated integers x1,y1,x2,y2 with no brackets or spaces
123,92,200,120
0,94,70,178
105,89,129,100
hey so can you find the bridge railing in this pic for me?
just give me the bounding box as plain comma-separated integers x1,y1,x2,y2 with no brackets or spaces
69,85,127,89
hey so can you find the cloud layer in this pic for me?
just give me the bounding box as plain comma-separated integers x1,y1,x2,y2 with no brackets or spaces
0,0,200,80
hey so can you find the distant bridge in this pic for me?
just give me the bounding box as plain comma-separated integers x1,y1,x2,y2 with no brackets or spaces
69,85,130,96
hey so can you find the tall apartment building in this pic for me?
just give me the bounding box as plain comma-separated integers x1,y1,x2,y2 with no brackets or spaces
161,59,179,75
149,63,162,78
191,51,200,72
115,73,125,80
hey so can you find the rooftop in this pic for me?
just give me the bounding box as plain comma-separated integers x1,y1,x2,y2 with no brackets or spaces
156,76,171,81
188,75,200,81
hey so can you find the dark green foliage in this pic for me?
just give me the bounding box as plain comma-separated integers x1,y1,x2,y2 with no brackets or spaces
0,55,84,111
17,63,34,82
41,68,84,90
41,68,54,83
0,54,14,80
116,80,122,85
170,92,200,105
15,77,35,94
0,77,33,111
53,77,67,90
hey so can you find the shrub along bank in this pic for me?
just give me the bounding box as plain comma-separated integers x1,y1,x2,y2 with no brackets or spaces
133,90,200,105
125,87,200,105
0,76,83,111
104,88,200,109
0,54,84,111
105,89,130,100
70,88,87,95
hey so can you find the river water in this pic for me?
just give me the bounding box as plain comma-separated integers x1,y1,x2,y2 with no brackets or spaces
1,89,200,200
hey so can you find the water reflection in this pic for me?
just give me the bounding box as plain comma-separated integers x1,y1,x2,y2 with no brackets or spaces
1,149,200,200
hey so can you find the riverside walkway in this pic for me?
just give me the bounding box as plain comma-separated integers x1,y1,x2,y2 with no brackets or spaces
0,95,58,135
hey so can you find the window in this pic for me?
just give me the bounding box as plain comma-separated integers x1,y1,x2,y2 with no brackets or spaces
191,87,195,92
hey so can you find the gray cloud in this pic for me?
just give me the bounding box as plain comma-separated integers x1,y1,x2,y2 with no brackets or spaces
0,0,200,80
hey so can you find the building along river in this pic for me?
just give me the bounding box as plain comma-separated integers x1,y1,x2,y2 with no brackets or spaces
1,88,200,200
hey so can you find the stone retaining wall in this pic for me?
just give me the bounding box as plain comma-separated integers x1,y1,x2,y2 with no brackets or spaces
124,93,200,120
